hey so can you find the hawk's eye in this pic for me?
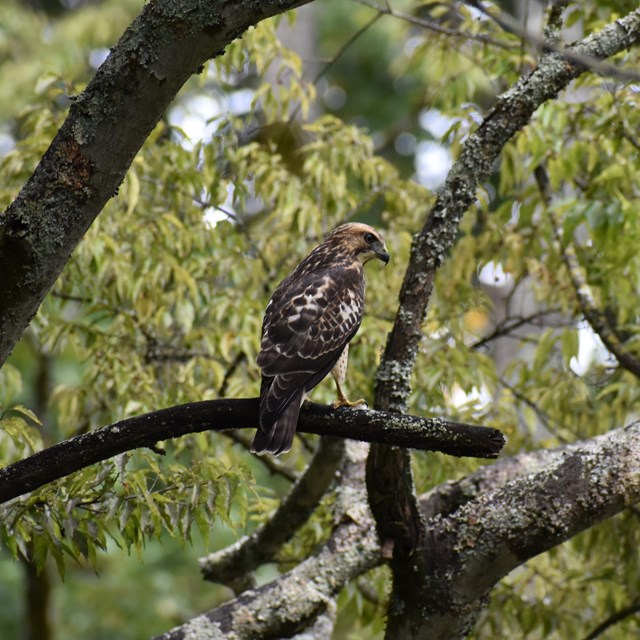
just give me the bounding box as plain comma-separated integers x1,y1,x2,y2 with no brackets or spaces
364,232,376,244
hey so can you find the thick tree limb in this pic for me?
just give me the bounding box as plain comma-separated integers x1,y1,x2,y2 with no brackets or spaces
420,446,556,521
416,422,640,639
157,423,640,639
0,399,504,505
153,442,380,640
0,0,312,368
367,7,640,639
199,437,346,590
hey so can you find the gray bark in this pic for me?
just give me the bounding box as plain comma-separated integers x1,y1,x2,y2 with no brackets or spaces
366,7,640,639
0,0,312,368
416,422,640,638
154,442,379,640
147,422,640,639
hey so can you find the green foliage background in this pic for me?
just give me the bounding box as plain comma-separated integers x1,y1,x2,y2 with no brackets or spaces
1,0,640,638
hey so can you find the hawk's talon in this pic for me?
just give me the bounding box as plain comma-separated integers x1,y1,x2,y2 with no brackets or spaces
332,397,367,409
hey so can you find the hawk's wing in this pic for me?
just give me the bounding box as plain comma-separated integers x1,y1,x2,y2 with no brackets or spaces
257,265,364,431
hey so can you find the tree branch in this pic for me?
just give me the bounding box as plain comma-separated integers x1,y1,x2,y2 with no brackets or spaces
534,163,640,379
417,421,640,638
464,0,640,81
583,600,640,640
367,7,640,639
378,6,640,419
419,444,571,522
470,309,563,350
153,442,380,640
155,422,640,640
0,399,505,505
353,0,513,51
199,436,346,591
0,0,313,368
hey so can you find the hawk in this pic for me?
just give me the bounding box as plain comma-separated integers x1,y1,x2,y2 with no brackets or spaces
251,223,389,455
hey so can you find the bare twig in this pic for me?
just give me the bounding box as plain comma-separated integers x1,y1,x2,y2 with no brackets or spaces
498,375,555,430
464,0,640,82
534,164,640,380
218,351,248,397
471,309,563,350
353,0,514,50
222,430,299,482
583,601,640,640
312,11,383,84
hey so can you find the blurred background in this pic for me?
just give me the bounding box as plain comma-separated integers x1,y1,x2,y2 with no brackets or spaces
1,1,639,638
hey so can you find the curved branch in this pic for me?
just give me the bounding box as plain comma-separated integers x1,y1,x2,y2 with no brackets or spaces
583,600,640,640
534,163,640,379
199,436,346,590
0,399,505,505
0,0,312,368
154,442,379,640
367,7,640,639
417,422,640,638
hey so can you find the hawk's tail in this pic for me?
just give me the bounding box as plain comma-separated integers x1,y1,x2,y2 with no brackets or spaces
251,390,302,456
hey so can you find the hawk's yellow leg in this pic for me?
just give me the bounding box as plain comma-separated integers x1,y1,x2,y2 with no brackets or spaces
331,344,366,408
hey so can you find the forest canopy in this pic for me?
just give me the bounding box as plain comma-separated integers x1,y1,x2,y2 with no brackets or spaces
1,1,640,639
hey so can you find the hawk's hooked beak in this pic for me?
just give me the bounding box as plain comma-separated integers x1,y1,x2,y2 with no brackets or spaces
375,245,390,265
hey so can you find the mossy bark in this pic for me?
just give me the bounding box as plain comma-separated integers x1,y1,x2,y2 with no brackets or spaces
0,0,312,367
366,8,640,639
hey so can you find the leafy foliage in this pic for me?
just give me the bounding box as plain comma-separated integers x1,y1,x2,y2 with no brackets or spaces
1,0,640,638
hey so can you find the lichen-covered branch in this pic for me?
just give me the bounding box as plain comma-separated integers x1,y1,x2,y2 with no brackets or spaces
419,445,575,521
153,442,379,640
415,422,640,639
367,7,640,639
0,0,312,368
377,6,640,418
154,423,640,640
534,164,640,379
0,399,504,505
200,437,346,591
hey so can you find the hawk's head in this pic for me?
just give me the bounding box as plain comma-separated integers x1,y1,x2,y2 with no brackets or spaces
325,223,390,265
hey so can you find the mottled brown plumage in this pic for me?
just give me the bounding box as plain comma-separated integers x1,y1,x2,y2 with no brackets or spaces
251,223,389,455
